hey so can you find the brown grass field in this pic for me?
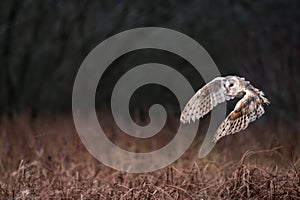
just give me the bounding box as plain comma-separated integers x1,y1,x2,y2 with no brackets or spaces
0,114,299,199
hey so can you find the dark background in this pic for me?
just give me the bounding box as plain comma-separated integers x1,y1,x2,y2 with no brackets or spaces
0,2,299,198
0,0,299,123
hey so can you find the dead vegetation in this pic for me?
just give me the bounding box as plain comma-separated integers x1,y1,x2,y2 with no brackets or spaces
0,114,299,199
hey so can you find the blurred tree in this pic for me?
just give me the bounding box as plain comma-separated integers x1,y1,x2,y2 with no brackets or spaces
0,0,298,122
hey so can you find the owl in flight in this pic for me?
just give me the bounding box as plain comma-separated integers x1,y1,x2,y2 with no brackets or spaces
180,75,270,142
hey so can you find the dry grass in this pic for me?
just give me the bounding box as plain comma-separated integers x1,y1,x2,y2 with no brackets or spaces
0,113,299,199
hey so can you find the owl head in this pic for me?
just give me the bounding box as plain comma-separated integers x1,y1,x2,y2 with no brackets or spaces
222,76,245,96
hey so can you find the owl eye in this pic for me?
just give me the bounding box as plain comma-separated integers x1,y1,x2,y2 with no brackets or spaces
229,83,234,87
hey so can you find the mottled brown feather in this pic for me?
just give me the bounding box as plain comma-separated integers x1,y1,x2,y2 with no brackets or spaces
213,92,266,142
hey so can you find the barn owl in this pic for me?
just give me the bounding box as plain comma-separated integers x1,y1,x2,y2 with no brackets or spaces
180,75,270,142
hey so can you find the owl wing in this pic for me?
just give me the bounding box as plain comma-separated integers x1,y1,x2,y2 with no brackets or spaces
180,77,232,124
212,93,265,142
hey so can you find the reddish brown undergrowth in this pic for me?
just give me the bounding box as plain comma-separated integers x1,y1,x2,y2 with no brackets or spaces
0,114,299,199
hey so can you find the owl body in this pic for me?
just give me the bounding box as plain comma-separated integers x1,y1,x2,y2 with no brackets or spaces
180,75,269,142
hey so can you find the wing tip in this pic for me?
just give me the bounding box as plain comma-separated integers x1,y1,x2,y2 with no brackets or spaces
211,137,218,143
180,113,204,124
180,115,190,124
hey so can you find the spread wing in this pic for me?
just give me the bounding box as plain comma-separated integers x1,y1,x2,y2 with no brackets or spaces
180,77,232,124
212,93,265,142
